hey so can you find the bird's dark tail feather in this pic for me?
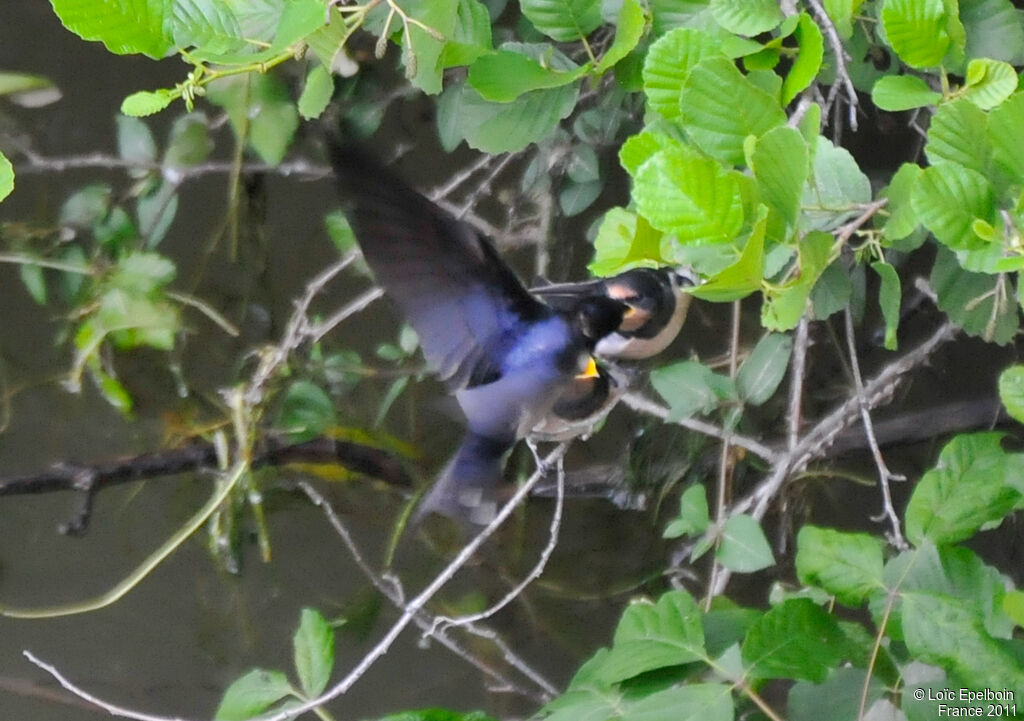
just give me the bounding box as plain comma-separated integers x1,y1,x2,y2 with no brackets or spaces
414,433,511,527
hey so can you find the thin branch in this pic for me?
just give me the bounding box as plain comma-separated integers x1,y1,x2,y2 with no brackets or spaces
257,443,571,721
805,0,859,131
309,286,385,342
620,392,781,464
429,455,565,633
706,300,742,608
23,651,191,721
298,481,553,702
843,307,907,550
787,315,810,451
743,320,957,521
708,320,958,596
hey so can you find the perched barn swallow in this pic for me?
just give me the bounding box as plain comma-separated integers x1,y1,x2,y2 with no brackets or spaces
326,139,627,525
532,267,695,360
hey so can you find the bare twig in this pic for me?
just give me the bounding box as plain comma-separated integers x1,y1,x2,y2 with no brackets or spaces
707,320,958,597
298,482,554,701
787,315,810,451
309,286,385,342
805,0,859,132
843,307,907,549
742,321,956,521
620,393,780,464
429,455,565,633
255,443,570,721
24,651,189,721
705,300,742,607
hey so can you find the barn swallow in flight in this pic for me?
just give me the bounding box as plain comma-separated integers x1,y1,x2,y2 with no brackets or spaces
326,139,627,525
532,267,695,360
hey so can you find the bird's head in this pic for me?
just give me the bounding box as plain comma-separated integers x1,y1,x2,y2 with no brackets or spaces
575,296,629,346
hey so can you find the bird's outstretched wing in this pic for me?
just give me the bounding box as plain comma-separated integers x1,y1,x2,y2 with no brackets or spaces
326,139,547,389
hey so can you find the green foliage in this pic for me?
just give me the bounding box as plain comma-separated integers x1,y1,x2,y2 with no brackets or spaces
216,607,335,719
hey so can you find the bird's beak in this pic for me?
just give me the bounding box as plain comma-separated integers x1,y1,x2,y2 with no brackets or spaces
576,356,600,379
622,306,638,318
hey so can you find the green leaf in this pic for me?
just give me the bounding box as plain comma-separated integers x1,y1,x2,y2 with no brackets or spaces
468,49,586,102
664,484,710,539
278,380,339,441
736,333,792,405
165,0,245,54
619,129,680,176
998,365,1024,425
521,0,602,42
293,608,334,697
873,261,901,350
789,668,885,721
781,13,824,105
559,179,602,216
823,0,857,38
164,113,212,168
988,91,1024,183
0,151,13,203
680,56,786,165
902,592,1024,691
377,711,498,721
298,64,335,120
752,126,808,234
962,58,1017,109
207,73,299,165
116,115,156,171
795,526,885,606
634,146,745,244
926,99,989,175
741,598,848,682
651,360,737,420
761,231,833,331
588,207,665,275
50,0,173,59
871,74,941,110
905,433,1024,546
716,514,774,573
961,0,1024,65
912,163,995,251
595,591,707,683
120,89,174,117
136,180,179,247
881,162,922,242
110,251,176,293
595,0,646,75
442,81,579,153
623,684,734,721
931,247,1019,343
89,362,134,415
0,71,57,102
809,263,852,320
881,0,950,69
690,212,766,302
398,0,458,95
441,0,494,67
709,0,782,36
19,263,47,305
801,138,872,231
214,668,293,721
1003,589,1024,628
642,27,723,120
